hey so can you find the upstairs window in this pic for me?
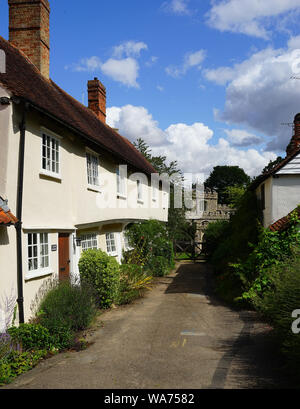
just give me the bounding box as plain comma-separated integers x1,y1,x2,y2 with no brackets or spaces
86,152,99,187
42,133,59,175
116,167,126,197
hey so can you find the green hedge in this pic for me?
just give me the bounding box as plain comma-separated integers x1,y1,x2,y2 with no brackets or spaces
254,247,300,375
79,249,120,309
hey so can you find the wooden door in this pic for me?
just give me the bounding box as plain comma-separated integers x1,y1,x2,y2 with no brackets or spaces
59,233,70,281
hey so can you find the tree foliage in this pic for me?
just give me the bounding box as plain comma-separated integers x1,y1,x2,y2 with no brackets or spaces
205,165,251,204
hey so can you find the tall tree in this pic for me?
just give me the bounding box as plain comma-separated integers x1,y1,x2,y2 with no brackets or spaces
205,165,251,205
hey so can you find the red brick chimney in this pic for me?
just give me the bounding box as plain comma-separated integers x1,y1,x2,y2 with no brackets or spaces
8,0,50,79
87,78,106,123
286,113,300,156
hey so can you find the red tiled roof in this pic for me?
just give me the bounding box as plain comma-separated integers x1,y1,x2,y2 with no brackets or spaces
269,207,300,232
0,207,18,226
0,36,156,176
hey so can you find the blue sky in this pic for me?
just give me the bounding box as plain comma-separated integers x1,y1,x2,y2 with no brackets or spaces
1,0,300,178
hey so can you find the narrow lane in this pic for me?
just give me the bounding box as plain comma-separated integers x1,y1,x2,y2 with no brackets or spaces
3,262,294,389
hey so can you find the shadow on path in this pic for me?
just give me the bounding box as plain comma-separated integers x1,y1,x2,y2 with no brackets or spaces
165,261,298,389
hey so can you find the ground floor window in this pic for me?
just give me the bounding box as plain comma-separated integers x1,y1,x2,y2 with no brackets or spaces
106,232,117,255
80,233,98,251
27,232,49,272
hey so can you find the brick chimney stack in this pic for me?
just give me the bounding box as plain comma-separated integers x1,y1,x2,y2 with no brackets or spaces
87,78,106,123
286,113,300,156
8,0,50,79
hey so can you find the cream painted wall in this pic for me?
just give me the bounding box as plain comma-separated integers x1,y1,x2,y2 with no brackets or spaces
272,175,300,223
256,174,300,227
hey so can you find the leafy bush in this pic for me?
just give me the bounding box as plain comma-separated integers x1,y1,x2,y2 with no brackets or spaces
206,190,262,303
125,220,175,277
37,280,97,349
117,263,152,305
8,324,54,351
202,220,229,257
230,210,300,306
0,349,47,385
254,247,300,375
79,249,120,309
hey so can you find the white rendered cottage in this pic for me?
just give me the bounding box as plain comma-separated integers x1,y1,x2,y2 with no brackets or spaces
0,0,168,326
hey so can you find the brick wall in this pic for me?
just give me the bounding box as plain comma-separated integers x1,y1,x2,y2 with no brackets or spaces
8,0,50,79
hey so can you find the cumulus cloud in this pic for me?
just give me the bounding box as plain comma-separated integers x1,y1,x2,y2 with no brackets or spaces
101,58,140,88
204,41,300,151
224,129,264,147
161,0,192,15
206,0,300,39
112,41,148,58
65,41,148,88
107,105,276,177
166,50,206,78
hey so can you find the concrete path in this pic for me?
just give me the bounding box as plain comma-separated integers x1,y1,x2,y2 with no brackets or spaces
3,262,295,389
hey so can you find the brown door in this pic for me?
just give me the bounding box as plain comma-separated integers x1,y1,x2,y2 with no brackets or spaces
58,233,70,281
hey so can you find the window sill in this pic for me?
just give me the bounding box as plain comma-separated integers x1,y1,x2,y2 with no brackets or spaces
87,185,102,193
39,170,62,182
137,199,144,205
25,268,53,281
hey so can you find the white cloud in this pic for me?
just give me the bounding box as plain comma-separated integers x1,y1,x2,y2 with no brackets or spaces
161,0,191,15
107,105,276,177
101,58,140,88
65,56,102,72
206,0,300,39
113,41,148,58
65,41,148,88
204,42,300,151
145,56,158,67
166,50,206,78
224,129,264,147
107,105,166,146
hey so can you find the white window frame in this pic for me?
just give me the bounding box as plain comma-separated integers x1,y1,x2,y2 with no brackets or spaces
86,150,101,192
40,130,61,179
26,232,52,280
116,167,127,199
80,232,98,252
106,232,117,256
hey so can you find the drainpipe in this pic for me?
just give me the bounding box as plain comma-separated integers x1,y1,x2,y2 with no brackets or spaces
15,101,29,324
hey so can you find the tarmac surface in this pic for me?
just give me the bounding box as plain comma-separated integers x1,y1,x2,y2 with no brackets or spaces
2,261,297,389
